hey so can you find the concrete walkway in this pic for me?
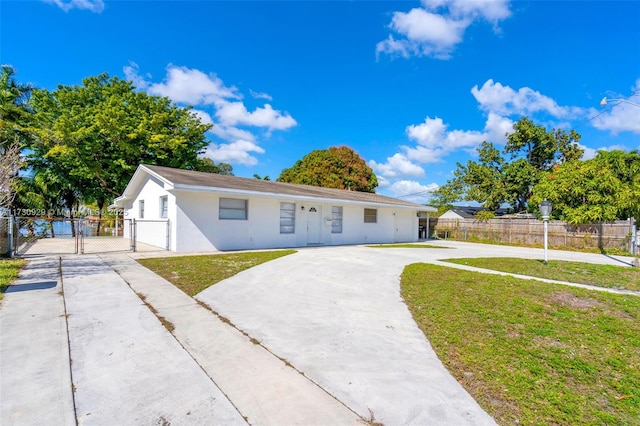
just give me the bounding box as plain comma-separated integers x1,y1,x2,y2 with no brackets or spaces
1,241,636,425
0,257,75,426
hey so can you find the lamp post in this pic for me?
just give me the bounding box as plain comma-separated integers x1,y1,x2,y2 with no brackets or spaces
539,199,552,265
599,97,640,108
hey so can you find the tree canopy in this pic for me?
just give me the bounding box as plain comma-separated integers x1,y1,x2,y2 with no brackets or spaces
0,66,31,208
194,157,234,175
531,150,640,224
277,146,378,193
28,74,213,208
432,117,583,212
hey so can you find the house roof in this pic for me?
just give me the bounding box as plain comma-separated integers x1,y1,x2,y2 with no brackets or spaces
447,209,475,218
115,164,436,211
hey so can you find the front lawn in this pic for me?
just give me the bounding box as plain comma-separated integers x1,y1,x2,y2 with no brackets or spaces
0,259,26,300
138,250,296,296
401,263,640,425
442,257,640,292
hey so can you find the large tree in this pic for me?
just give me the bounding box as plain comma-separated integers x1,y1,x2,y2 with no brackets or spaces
0,66,31,208
531,150,640,224
28,73,212,216
432,117,583,212
278,146,378,193
194,157,233,175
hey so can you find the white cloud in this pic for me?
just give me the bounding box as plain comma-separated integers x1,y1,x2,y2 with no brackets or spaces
377,0,511,59
407,116,486,150
388,180,439,204
423,0,511,26
483,112,514,145
44,0,104,13
580,145,598,161
204,140,265,166
216,102,296,130
191,109,214,126
369,153,425,178
145,64,240,106
209,124,256,143
471,79,584,118
123,61,151,90
250,90,273,101
123,63,297,167
403,146,448,164
370,86,517,181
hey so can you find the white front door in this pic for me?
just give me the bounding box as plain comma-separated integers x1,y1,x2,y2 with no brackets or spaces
306,205,322,245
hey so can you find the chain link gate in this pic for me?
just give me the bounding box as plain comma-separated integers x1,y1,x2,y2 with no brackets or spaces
8,217,168,257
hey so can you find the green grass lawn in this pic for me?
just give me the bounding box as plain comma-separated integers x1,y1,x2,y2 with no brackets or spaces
138,250,296,296
401,263,640,425
0,259,26,300
442,258,640,292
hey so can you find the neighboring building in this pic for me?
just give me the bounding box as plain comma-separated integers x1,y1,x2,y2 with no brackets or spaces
439,209,475,219
113,165,436,252
440,206,510,219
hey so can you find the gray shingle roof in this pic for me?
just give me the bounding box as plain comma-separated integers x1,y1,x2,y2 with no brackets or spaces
143,164,425,208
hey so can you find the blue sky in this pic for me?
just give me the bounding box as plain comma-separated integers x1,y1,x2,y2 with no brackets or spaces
2,0,639,203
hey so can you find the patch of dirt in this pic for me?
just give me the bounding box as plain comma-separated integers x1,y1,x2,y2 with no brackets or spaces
547,291,603,310
533,335,568,349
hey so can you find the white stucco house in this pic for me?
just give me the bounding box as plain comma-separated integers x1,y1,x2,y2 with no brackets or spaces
112,164,436,252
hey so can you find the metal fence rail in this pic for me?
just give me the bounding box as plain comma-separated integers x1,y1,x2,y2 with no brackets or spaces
6,217,169,257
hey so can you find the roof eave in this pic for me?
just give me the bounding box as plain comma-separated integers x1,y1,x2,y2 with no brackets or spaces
171,184,424,209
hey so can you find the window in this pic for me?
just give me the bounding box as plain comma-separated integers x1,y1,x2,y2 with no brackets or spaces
280,202,295,234
219,198,248,220
364,208,377,223
331,206,343,233
160,196,168,218
139,200,145,219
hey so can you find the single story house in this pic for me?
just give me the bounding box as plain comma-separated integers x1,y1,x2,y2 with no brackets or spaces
439,209,475,220
112,164,436,252
440,206,511,219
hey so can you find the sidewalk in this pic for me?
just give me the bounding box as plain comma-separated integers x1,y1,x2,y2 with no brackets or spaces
0,257,75,426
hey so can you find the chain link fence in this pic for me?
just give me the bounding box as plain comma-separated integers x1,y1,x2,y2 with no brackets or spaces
3,217,169,257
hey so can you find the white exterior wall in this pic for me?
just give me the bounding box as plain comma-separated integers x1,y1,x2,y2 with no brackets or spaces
122,176,172,250
125,182,420,252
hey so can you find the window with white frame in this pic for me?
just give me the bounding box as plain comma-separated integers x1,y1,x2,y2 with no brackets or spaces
364,208,377,223
139,200,145,219
160,196,168,218
219,198,248,220
280,202,295,234
331,206,343,233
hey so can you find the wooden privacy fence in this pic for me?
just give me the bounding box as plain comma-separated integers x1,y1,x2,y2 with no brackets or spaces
431,218,634,251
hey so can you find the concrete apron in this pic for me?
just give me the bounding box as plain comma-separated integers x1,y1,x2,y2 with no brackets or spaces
101,254,361,426
60,256,246,425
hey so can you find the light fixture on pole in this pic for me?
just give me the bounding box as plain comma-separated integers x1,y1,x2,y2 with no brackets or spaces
539,199,552,265
599,97,640,108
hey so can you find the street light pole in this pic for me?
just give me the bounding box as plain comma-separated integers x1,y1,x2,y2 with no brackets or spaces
599,97,640,108
539,199,552,265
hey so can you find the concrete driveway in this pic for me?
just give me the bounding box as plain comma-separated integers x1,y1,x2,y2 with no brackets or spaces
193,243,636,425
2,241,636,425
